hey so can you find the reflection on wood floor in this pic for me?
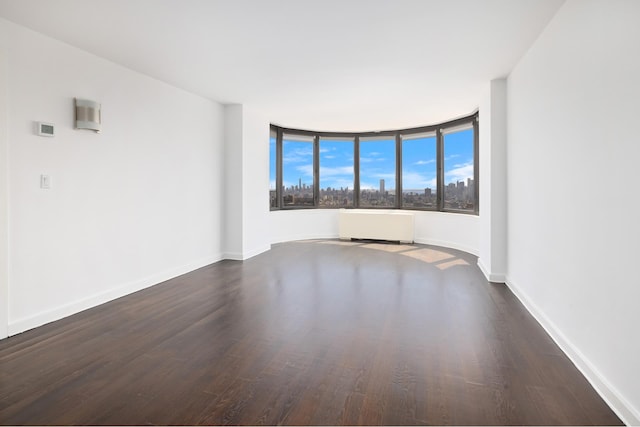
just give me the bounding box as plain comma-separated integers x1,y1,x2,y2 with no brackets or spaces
0,240,623,425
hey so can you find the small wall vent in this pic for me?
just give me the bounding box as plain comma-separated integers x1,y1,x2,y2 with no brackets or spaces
75,98,101,133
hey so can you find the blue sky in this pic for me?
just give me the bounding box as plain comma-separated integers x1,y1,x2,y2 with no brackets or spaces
402,135,436,191
319,139,355,190
270,128,473,191
359,138,395,191
443,129,474,188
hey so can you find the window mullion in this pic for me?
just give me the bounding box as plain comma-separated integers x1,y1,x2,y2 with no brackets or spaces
276,128,283,209
436,128,443,211
473,117,479,215
313,135,319,207
354,136,360,207
396,133,402,209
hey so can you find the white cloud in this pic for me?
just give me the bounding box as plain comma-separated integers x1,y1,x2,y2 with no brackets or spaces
402,172,436,190
283,147,313,164
294,164,314,177
359,182,378,191
321,166,353,177
445,162,473,183
452,160,472,168
414,159,435,165
319,166,355,189
378,173,395,180
360,157,387,163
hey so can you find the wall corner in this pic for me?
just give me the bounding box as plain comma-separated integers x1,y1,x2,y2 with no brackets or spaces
0,47,9,339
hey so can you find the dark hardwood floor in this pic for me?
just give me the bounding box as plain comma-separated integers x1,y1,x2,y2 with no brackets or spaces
0,240,623,425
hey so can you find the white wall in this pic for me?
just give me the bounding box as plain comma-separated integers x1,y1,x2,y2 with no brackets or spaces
223,104,244,259
0,45,8,339
414,211,479,255
478,79,507,282
1,18,225,335
270,208,479,255
506,0,640,424
270,210,341,244
241,106,272,258
222,105,272,260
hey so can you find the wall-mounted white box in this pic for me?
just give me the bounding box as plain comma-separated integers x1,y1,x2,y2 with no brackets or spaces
36,122,55,137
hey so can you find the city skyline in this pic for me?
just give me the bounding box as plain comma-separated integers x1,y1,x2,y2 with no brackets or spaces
270,128,474,195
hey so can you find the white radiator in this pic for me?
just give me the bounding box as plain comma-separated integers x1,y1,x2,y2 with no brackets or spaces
338,209,415,243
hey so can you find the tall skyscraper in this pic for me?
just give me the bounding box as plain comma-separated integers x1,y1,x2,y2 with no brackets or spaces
299,178,302,190
380,179,385,194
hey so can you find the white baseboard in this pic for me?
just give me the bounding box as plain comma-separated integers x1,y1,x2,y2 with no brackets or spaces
222,251,244,261
477,258,506,283
241,244,271,260
414,237,479,256
223,245,272,261
7,253,223,337
505,277,640,427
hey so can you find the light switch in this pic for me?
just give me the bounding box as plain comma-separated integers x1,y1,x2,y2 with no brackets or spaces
40,174,51,189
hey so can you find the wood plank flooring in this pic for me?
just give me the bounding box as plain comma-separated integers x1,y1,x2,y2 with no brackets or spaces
0,240,623,425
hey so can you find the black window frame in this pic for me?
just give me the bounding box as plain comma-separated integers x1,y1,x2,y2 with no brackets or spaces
270,112,479,215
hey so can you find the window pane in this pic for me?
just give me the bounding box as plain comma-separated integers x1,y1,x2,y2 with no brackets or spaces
443,128,475,211
269,130,277,208
319,138,354,207
402,133,437,208
359,138,396,207
282,134,314,207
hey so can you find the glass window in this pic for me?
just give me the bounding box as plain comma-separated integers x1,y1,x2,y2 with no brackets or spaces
282,133,315,207
402,132,437,209
359,137,396,208
269,130,277,209
443,127,475,211
319,137,354,207
269,113,478,214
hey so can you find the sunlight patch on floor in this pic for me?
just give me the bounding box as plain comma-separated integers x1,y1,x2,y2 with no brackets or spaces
306,240,471,269
361,243,414,253
435,258,469,270
400,248,456,264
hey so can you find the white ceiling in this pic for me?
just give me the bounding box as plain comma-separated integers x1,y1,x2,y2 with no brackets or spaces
0,0,564,132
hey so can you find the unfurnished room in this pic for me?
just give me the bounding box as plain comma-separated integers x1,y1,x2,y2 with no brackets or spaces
0,0,638,425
